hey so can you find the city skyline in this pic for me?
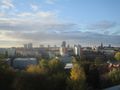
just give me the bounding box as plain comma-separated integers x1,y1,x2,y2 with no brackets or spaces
0,0,120,47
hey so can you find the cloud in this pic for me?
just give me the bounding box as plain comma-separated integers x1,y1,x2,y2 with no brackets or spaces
17,12,32,17
112,31,120,35
0,9,77,32
0,15,120,46
0,18,76,32
0,10,57,26
0,12,5,17
0,0,15,10
46,0,56,4
36,11,56,18
16,11,56,19
30,4,38,11
0,0,119,47
87,21,117,30
4,30,120,47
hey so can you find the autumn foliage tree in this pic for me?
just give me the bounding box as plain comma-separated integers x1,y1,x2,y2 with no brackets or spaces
67,63,86,90
16,59,67,90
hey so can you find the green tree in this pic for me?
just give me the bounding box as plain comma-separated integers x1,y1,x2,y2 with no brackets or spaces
39,59,48,68
0,58,10,72
0,57,15,90
48,59,64,73
88,65,100,89
13,74,48,90
115,52,120,60
94,57,103,65
5,51,8,58
0,54,5,59
106,68,120,85
49,72,67,90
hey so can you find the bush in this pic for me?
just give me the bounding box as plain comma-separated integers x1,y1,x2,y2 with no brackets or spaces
13,72,67,90
0,59,16,90
13,74,48,90
107,69,120,85
87,65,100,89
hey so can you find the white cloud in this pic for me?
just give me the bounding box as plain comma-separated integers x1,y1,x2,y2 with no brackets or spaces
16,11,57,23
0,13,119,43
0,16,74,32
17,12,32,17
16,11,56,18
87,21,116,30
0,0,119,47
0,16,120,47
36,11,56,18
0,0,15,10
0,12,5,17
46,0,56,4
30,4,38,11
0,9,77,44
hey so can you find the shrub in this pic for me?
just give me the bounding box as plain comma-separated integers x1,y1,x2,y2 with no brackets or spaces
107,68,120,85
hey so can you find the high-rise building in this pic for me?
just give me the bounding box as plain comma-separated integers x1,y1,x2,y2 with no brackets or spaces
100,43,103,48
48,45,50,50
60,47,67,56
61,41,66,47
7,48,16,56
60,41,67,56
67,44,70,49
28,43,33,49
48,45,50,48
24,43,33,49
74,44,82,57
108,44,111,48
24,44,27,49
40,45,44,48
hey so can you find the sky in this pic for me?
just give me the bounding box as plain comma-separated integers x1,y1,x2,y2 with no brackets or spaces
0,0,120,47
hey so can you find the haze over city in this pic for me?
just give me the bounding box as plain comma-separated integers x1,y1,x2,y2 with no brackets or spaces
0,0,120,47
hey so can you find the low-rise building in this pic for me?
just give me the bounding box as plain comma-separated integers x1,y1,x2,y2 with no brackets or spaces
13,58,37,69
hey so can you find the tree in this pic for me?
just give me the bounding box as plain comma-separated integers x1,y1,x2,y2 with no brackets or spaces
67,63,86,90
0,58,15,90
115,52,120,61
70,64,85,80
0,54,5,60
13,74,48,90
106,68,120,86
49,72,67,90
87,65,100,89
39,59,48,68
94,57,103,65
48,59,64,73
18,59,67,90
72,57,78,64
26,59,49,74
26,65,48,74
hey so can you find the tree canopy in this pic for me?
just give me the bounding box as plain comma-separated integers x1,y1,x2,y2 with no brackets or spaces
115,52,120,60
